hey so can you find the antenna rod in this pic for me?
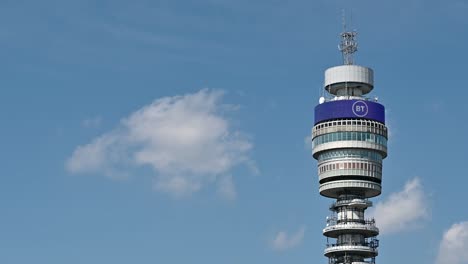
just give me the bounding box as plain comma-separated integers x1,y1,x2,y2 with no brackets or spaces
339,11,358,65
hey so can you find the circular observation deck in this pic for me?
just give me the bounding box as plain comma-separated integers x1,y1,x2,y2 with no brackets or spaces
312,136,388,159
312,119,388,140
319,180,381,198
323,222,379,238
324,261,373,264
324,244,378,259
311,119,388,159
318,161,382,183
324,65,373,96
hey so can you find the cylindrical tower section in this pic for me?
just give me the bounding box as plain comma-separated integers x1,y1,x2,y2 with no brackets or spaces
312,98,386,263
324,65,373,96
312,100,387,199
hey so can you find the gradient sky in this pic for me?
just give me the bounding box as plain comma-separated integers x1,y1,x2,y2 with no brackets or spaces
2,1,468,264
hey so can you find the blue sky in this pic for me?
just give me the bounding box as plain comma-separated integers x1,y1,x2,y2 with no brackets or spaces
1,0,468,263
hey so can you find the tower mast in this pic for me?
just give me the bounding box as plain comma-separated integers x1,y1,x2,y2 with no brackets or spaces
312,27,388,264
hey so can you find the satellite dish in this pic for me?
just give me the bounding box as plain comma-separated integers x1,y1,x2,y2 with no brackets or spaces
319,97,325,104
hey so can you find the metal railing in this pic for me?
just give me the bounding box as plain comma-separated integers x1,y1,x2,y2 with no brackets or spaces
330,198,373,209
326,216,376,226
326,238,379,250
328,257,376,264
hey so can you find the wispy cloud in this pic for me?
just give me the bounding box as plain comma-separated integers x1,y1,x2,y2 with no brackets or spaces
368,178,429,235
271,226,306,251
304,135,312,150
436,221,468,264
82,116,102,128
66,89,253,198
384,108,397,141
424,101,446,114
217,175,237,201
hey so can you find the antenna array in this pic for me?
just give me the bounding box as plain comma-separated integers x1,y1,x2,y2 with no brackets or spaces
339,31,358,65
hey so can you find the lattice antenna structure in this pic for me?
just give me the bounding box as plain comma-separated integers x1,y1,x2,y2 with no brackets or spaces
339,13,358,65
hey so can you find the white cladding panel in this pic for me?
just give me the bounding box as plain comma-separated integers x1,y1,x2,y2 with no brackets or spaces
324,65,374,87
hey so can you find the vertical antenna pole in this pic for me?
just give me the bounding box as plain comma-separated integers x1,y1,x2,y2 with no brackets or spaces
339,11,358,65
342,9,346,32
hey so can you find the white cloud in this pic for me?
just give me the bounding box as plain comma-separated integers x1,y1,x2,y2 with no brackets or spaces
66,89,253,198
271,226,306,251
368,178,428,235
436,221,468,264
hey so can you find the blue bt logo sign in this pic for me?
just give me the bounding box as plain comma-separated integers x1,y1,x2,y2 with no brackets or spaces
352,101,369,117
315,99,385,124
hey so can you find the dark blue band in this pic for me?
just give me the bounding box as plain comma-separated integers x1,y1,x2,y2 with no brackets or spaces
315,99,385,125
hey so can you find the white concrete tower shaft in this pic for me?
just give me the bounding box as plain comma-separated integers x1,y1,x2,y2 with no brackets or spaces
312,30,388,264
